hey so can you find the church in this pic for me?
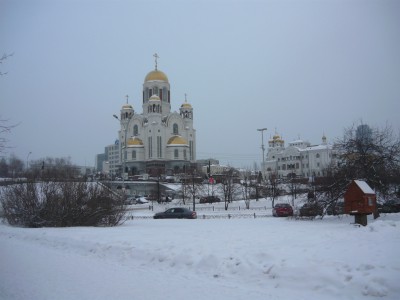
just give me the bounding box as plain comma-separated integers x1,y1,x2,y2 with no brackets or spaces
264,133,337,180
115,55,196,178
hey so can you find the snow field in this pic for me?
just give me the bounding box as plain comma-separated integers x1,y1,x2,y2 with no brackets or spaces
1,214,399,300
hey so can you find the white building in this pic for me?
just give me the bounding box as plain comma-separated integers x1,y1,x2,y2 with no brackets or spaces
264,134,337,180
115,56,196,177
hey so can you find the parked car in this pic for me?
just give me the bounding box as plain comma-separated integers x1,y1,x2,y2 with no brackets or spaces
199,196,221,204
377,200,400,213
326,202,345,215
125,196,149,205
153,207,197,219
272,203,294,217
134,197,149,204
300,202,323,217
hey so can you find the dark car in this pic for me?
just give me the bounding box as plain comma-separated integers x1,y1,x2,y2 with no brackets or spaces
199,196,221,204
272,203,294,217
377,200,400,213
326,202,345,215
300,202,323,217
153,207,197,219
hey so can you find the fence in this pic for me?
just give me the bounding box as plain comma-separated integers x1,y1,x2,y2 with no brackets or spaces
124,212,272,220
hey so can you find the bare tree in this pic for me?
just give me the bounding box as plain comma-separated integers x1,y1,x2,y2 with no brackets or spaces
242,171,251,209
28,157,80,180
335,123,400,200
0,53,13,76
266,172,280,208
219,167,240,210
314,163,348,215
7,154,24,178
0,118,18,154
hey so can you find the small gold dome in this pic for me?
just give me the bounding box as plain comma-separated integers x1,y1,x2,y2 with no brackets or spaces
144,70,169,82
167,135,188,145
127,137,144,146
181,102,192,109
122,104,133,110
149,94,161,101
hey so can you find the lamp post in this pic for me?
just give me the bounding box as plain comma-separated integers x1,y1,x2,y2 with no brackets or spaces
257,128,267,181
192,168,196,212
26,151,32,171
113,114,132,181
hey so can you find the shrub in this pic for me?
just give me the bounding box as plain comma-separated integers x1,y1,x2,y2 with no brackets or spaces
0,181,126,227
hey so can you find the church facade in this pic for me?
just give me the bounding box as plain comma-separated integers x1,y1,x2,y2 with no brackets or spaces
115,58,196,177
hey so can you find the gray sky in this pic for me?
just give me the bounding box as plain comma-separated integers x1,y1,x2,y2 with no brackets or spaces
1,0,399,168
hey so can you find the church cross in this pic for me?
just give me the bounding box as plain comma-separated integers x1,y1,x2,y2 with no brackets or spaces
153,53,159,70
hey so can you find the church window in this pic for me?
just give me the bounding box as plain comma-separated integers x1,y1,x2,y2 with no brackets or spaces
159,89,163,101
133,125,138,136
173,123,179,135
153,86,158,95
148,137,153,158
184,149,187,160
157,136,162,158
174,149,179,159
189,141,193,160
149,89,153,98
132,151,136,160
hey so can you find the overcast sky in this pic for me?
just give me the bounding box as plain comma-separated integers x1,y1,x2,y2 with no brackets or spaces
1,0,399,168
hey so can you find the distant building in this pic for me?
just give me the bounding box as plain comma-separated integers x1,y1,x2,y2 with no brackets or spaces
96,143,119,177
95,153,105,172
264,133,337,180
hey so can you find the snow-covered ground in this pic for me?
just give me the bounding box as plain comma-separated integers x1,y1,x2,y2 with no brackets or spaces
1,202,399,300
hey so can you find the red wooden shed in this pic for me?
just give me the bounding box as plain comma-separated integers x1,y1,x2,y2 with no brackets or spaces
344,180,376,226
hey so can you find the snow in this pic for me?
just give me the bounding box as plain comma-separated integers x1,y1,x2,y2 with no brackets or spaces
1,206,400,300
354,180,375,194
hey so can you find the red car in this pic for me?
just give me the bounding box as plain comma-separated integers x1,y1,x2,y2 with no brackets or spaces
272,203,294,217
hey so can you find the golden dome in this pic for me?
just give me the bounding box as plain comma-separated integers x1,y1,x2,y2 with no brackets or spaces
149,94,161,101
167,135,188,145
127,137,144,146
181,102,192,109
122,104,133,110
273,135,280,140
144,70,169,82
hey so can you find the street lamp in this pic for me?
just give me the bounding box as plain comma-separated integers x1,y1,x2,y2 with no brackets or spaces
192,168,196,212
26,151,32,170
257,128,267,180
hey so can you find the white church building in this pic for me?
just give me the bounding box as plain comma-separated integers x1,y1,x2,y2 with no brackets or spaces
115,55,196,178
264,133,337,180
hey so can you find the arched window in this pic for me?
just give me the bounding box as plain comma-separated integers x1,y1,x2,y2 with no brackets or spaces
174,149,179,159
173,123,179,135
316,153,320,158
132,150,136,160
133,125,138,136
